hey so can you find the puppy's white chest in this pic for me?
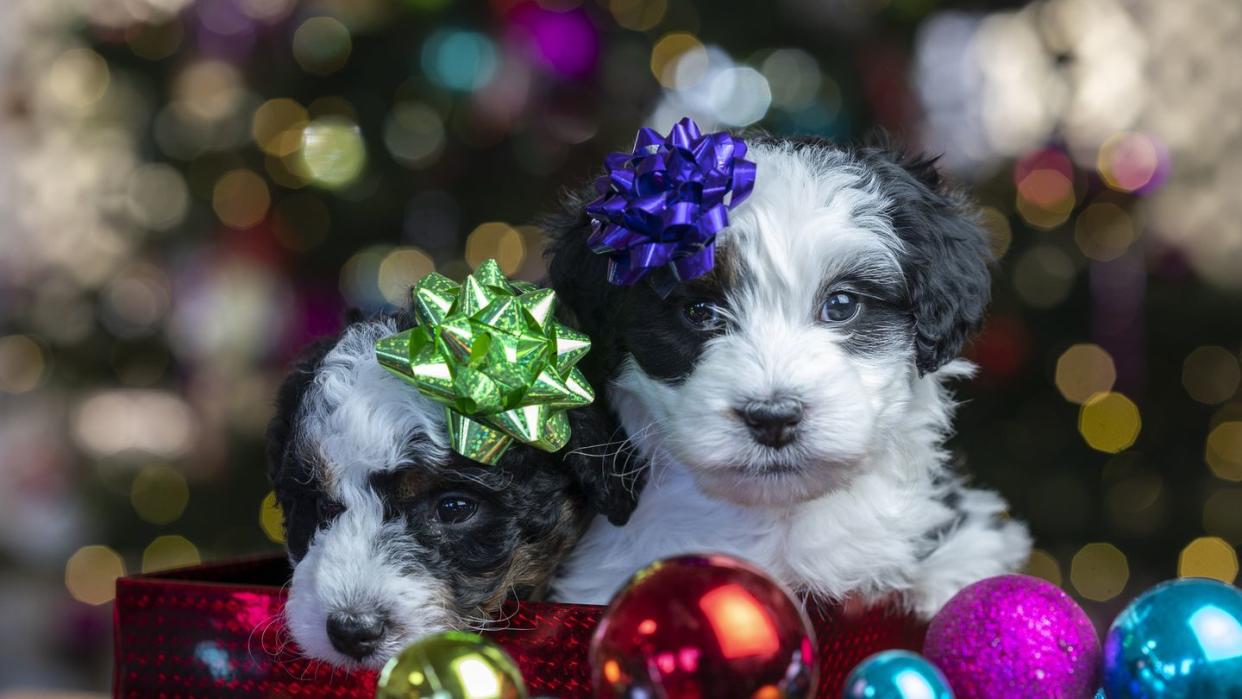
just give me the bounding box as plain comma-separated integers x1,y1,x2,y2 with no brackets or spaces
550,461,933,606
550,462,794,604
551,460,964,610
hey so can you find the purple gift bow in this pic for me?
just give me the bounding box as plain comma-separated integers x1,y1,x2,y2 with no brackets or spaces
585,117,756,287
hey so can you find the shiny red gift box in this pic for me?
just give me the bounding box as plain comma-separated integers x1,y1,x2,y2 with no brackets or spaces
113,555,925,698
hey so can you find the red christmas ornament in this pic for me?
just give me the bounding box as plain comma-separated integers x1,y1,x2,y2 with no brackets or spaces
590,554,817,699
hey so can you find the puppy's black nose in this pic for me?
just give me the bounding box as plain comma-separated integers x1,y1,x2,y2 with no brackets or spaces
326,612,386,660
740,398,803,448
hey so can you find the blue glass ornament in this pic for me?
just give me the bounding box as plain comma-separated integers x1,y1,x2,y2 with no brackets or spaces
842,650,954,699
1103,577,1242,698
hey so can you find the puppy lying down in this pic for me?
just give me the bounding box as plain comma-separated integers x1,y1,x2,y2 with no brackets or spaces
266,313,633,668
546,131,1032,617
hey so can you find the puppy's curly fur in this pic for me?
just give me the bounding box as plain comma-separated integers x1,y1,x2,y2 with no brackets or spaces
268,311,635,668
545,135,1030,616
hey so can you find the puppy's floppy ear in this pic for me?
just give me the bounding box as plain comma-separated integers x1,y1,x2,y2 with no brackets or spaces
858,144,994,375
541,185,626,388
268,307,366,470
266,337,336,485
561,403,644,526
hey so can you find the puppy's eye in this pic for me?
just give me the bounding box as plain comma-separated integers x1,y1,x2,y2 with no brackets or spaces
317,499,345,520
820,292,861,323
682,300,722,330
434,494,478,525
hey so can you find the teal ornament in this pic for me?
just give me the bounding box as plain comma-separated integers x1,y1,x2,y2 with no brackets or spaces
843,650,954,699
1103,577,1242,698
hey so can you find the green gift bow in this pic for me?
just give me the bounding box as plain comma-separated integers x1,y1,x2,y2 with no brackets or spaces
375,259,595,465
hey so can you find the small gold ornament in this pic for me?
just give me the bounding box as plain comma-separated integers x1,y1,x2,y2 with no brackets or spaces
376,631,527,699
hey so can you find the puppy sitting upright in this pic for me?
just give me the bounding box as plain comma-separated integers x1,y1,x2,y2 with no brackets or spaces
547,122,1031,617
267,261,634,668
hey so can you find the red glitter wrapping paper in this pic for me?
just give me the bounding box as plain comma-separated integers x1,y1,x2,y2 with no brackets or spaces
113,556,926,698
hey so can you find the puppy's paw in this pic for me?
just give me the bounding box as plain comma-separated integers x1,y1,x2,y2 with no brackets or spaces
908,488,1032,618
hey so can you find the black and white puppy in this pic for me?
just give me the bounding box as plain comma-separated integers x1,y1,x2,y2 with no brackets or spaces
545,135,1031,617
267,312,635,668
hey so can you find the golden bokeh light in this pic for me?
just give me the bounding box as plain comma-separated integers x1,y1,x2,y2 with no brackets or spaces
1055,343,1117,404
1179,536,1239,583
1070,542,1129,601
0,335,47,394
1079,391,1141,453
130,464,189,525
465,222,526,275
1074,202,1136,262
260,491,285,544
252,98,309,157
212,169,271,229
1207,422,1242,482
1183,345,1241,405
610,0,668,31
65,545,126,606
1023,548,1063,587
650,33,707,89
142,535,201,573
378,248,436,305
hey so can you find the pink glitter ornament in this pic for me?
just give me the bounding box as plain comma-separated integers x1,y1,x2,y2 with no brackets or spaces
923,574,1100,699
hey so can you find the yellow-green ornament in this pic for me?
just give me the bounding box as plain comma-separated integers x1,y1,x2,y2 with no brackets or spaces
375,259,594,465
376,631,527,699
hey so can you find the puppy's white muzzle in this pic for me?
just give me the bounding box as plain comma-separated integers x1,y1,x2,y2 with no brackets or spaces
283,492,454,668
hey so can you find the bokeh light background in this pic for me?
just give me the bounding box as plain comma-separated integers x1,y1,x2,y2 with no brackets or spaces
0,0,1240,691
